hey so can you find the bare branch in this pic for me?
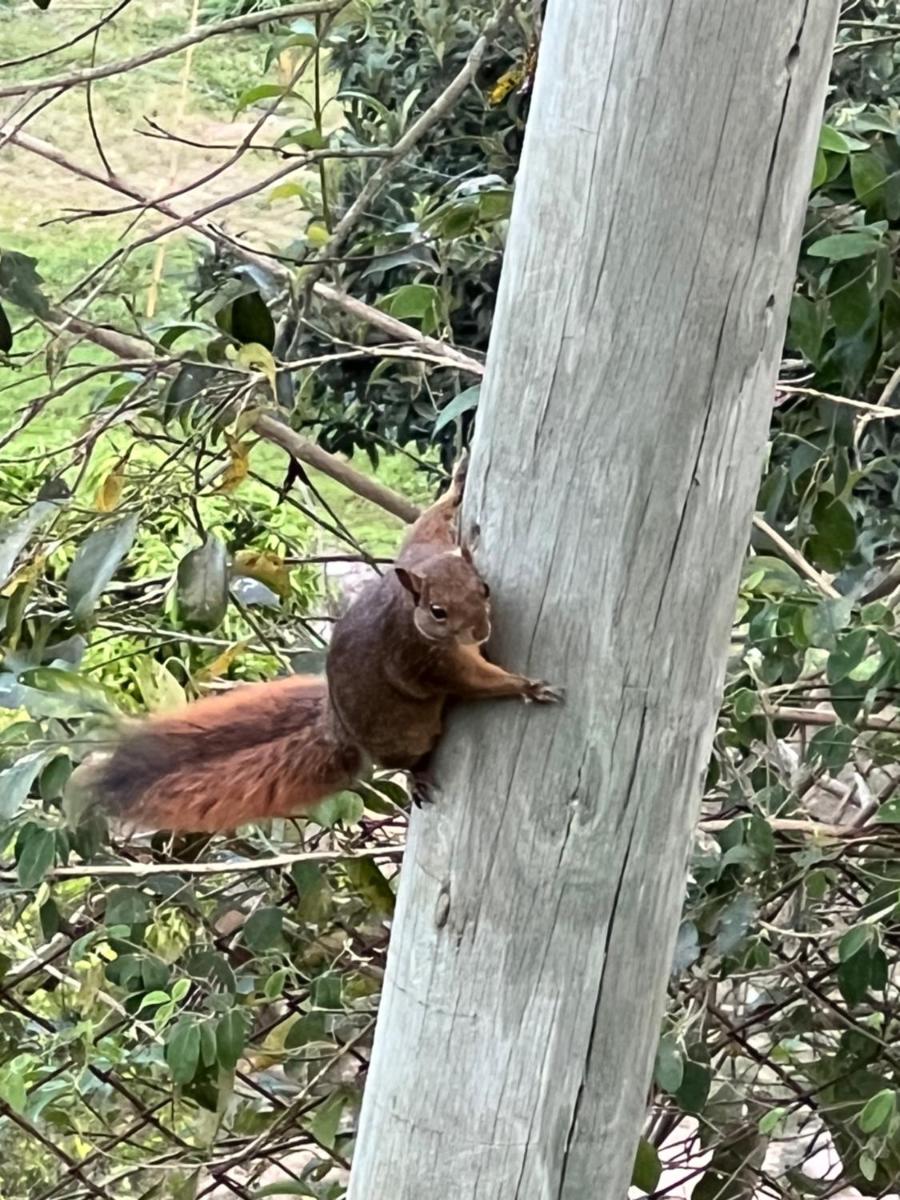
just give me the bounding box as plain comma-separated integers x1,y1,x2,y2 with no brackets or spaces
0,2,342,99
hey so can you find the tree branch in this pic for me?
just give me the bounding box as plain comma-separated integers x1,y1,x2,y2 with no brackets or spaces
0,2,342,99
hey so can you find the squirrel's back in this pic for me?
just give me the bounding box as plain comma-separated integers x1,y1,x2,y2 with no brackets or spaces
94,675,361,832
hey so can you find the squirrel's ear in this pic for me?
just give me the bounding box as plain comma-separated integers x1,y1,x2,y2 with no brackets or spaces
394,566,422,600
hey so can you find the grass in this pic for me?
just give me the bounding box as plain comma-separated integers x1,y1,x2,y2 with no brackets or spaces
0,0,427,563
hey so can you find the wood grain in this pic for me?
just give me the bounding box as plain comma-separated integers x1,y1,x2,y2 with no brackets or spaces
348,3,840,1196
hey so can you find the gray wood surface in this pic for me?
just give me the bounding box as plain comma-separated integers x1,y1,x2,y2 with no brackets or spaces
347,3,839,1196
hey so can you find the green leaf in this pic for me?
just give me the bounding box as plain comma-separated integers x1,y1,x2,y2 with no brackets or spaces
234,84,294,114
759,1106,788,1135
19,667,119,719
827,629,869,684
839,925,872,962
380,283,439,321
216,1009,248,1072
806,724,855,773
135,658,186,713
215,288,276,350
0,752,50,820
819,125,853,153
243,907,284,953
859,1088,895,1133
0,298,11,353
343,856,395,915
676,1060,710,1114
106,887,149,927
838,948,873,1005
307,1093,344,1149
654,1034,684,1094
714,893,756,956
176,535,229,631
631,1137,662,1192
804,596,853,649
851,150,888,208
284,1012,327,1049
277,126,328,150
876,794,900,824
0,500,60,589
807,232,881,261
16,825,56,889
66,513,139,625
788,294,826,364
166,1018,200,1085
0,248,51,317
309,790,364,829
432,385,481,435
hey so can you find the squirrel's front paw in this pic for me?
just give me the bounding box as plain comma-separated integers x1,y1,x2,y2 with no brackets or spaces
450,450,469,504
524,680,565,704
410,774,437,808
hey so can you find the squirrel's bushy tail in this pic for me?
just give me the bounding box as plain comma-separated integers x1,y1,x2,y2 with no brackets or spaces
93,676,361,832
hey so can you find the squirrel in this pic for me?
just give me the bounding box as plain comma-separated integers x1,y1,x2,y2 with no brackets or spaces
90,456,563,833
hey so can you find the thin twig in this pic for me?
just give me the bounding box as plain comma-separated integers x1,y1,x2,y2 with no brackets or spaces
751,516,840,598
0,3,342,99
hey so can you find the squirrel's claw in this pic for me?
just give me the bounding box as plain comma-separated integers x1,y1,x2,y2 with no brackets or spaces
524,680,565,704
410,773,437,808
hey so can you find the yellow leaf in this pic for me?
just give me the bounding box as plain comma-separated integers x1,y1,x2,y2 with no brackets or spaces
233,549,291,600
197,640,250,682
236,342,277,397
0,553,46,597
215,434,250,494
488,65,523,106
95,458,127,512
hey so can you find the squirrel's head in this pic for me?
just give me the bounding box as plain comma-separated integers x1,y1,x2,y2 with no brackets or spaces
394,548,491,647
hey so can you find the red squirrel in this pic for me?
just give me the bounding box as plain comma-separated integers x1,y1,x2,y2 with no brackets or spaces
92,458,563,832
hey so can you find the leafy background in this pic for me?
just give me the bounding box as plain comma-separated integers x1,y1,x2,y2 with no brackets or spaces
1,1,900,1197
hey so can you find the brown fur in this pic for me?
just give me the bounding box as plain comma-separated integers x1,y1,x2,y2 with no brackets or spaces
95,676,361,832
94,453,562,834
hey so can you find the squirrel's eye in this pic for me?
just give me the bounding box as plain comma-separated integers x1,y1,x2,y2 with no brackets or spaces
429,604,448,621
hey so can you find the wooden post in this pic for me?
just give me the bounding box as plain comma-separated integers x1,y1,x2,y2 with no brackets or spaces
347,2,839,1196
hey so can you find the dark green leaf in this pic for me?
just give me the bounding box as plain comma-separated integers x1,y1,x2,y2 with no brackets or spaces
839,925,872,962
676,1060,711,1114
106,887,149,927
631,1137,662,1192
243,907,284,953
166,1018,200,1085
804,596,853,649
0,299,11,353
176,536,229,631
66,514,139,625
850,150,888,208
788,295,827,363
827,629,869,684
215,1010,248,1072
285,1012,327,1049
806,724,855,773
432,385,480,435
838,948,873,1005
16,825,56,889
215,289,275,349
654,1034,684,1094
0,249,51,317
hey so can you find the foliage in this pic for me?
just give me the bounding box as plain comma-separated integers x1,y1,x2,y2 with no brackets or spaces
1,0,900,1197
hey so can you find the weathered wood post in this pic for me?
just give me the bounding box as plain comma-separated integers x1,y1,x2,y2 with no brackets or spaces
348,2,839,1195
